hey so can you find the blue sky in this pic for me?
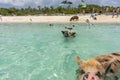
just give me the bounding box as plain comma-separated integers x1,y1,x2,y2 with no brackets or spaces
0,0,119,8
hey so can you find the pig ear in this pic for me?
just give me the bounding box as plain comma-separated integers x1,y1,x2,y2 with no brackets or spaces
75,55,83,65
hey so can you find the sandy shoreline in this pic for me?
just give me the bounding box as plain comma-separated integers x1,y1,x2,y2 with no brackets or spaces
0,15,120,23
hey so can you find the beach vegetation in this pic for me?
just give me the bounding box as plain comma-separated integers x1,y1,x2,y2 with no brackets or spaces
0,4,119,16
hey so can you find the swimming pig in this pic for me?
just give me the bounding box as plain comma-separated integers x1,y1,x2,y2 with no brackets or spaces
75,53,120,80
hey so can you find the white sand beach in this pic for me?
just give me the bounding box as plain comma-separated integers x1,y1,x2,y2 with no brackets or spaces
0,15,120,23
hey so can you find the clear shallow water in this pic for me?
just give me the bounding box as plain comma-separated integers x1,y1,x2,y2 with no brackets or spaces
0,23,120,80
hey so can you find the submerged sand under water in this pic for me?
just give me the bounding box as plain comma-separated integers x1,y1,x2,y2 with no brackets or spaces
0,23,119,80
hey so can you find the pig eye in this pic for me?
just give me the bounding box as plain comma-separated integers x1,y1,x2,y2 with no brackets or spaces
80,69,85,74
110,69,114,73
95,71,102,78
76,69,85,74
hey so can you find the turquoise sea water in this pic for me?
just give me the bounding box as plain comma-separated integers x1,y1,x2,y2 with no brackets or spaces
0,23,120,80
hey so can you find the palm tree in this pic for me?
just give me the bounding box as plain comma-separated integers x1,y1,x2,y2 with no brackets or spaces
81,0,87,8
61,0,67,4
67,1,72,8
37,5,41,10
61,0,72,8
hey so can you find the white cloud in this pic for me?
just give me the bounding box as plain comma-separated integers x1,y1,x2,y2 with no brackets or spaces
0,0,12,4
99,0,115,6
0,0,25,6
0,0,119,8
11,0,26,6
87,0,120,6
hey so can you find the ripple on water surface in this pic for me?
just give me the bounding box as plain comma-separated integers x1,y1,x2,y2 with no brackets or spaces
0,23,120,80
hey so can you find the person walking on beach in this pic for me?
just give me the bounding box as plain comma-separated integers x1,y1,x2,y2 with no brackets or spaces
91,8,96,14
112,8,116,18
82,10,86,15
116,7,120,18
112,8,119,18
99,7,102,15
105,7,109,15
0,15,2,21
90,8,97,20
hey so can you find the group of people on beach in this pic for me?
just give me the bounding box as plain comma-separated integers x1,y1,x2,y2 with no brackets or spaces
112,7,120,18
104,7,120,18
82,7,120,18
105,7,120,18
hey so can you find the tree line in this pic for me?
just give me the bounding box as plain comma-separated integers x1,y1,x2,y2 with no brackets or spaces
0,4,119,16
